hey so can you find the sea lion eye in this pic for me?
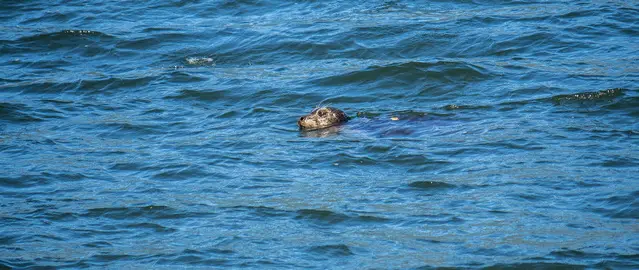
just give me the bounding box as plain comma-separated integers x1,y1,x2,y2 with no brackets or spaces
318,110,326,117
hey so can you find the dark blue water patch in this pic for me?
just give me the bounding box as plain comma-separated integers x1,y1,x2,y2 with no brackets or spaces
599,156,639,168
0,102,43,123
319,94,395,106
0,234,19,247
224,205,292,219
294,209,389,227
551,88,625,104
544,249,639,269
124,222,177,233
82,241,113,248
1,74,161,96
481,262,587,270
165,88,229,101
162,70,210,83
196,0,271,16
307,244,354,257
8,59,76,73
404,213,465,227
443,104,495,111
603,95,639,116
312,152,376,167
95,122,164,139
407,181,457,190
2,30,116,57
230,39,362,64
487,88,634,116
115,32,199,51
34,210,79,223
150,164,212,181
313,60,492,89
77,75,159,95
494,32,573,57
154,256,230,267
0,259,34,270
83,205,211,220
1,80,74,95
594,257,639,269
0,175,50,189
89,254,139,264
109,161,148,172
589,190,639,219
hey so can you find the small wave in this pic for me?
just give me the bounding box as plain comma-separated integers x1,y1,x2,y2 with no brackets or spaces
400,180,460,195
409,214,464,225
484,262,589,269
149,249,234,266
39,211,78,223
0,259,34,269
319,153,377,166
443,104,494,111
547,249,639,268
494,88,629,110
185,56,215,66
0,102,43,123
227,205,291,218
0,175,49,188
552,88,625,104
151,164,209,181
0,235,18,245
98,122,162,137
124,222,177,233
165,70,209,83
591,191,639,219
408,181,456,189
11,30,115,54
4,75,158,95
82,241,113,248
308,244,354,257
313,60,491,87
295,209,388,225
295,209,349,224
354,109,447,120
80,76,158,94
164,89,229,101
115,33,194,50
363,144,394,153
90,254,135,263
60,30,109,36
40,98,74,105
603,95,639,114
489,32,582,56
83,205,209,220
18,30,113,41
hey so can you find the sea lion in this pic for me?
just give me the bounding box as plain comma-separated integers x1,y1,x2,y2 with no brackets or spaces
298,107,349,130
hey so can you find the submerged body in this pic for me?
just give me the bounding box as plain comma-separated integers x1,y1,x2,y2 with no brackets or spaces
297,107,453,138
298,107,349,130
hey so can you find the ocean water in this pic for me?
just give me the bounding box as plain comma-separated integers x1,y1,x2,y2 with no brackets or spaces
1,0,638,269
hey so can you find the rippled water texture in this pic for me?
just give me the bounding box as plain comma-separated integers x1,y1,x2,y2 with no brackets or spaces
1,0,638,269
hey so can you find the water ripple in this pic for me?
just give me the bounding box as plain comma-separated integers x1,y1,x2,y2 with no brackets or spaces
1,0,638,268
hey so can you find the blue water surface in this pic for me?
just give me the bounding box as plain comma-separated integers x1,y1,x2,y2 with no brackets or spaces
1,0,638,269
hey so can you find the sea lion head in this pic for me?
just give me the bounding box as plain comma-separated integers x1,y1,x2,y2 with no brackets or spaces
298,107,348,130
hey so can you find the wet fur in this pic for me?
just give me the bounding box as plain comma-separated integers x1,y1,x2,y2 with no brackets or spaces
298,107,348,130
